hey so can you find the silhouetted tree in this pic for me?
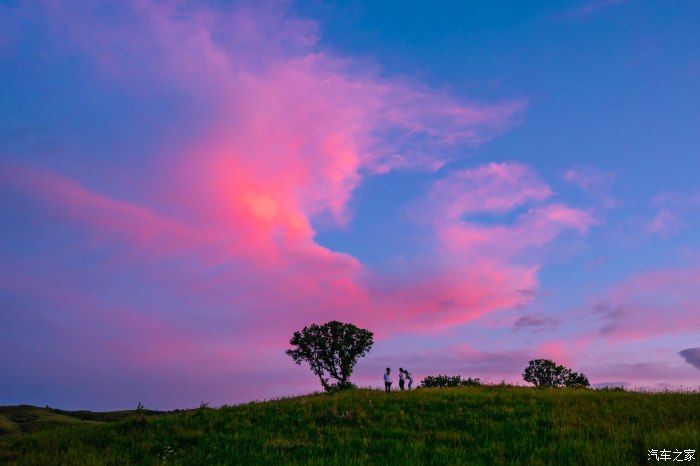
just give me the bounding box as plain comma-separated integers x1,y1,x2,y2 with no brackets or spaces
523,359,569,387
565,371,590,388
286,321,373,391
523,359,589,388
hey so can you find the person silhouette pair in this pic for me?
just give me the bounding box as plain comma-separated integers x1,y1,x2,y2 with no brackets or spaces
384,367,413,393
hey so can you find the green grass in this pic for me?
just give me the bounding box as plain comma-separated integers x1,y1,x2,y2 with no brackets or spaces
0,406,88,435
1,387,698,465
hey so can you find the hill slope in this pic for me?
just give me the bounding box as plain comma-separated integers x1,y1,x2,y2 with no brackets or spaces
0,405,89,435
1,387,698,465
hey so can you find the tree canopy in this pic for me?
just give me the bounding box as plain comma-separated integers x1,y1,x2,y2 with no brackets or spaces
523,359,590,388
286,321,373,391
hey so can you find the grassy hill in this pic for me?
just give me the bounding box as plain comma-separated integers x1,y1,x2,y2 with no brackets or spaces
1,386,698,465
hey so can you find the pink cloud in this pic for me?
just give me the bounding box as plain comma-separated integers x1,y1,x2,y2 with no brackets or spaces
646,190,700,237
364,263,540,333
646,208,683,237
563,166,620,209
424,163,595,261
563,167,609,191
438,203,593,257
431,162,552,217
364,162,597,333
0,163,199,256
2,160,580,342
590,265,700,342
584,350,700,390
0,2,537,337
36,0,524,177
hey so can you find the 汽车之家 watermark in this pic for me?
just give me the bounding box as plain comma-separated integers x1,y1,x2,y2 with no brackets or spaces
648,449,695,462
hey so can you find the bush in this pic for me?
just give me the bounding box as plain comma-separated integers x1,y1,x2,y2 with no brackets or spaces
325,382,356,394
420,375,482,388
596,386,626,392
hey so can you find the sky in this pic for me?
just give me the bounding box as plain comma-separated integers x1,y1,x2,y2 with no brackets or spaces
1,0,699,410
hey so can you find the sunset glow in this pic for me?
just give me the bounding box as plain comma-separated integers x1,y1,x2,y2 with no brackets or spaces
1,1,699,409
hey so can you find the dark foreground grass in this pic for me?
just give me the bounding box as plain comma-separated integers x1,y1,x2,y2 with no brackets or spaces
1,387,698,465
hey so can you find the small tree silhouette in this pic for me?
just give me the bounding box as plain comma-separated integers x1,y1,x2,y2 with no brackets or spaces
565,371,590,388
286,321,373,391
523,359,589,388
523,359,568,387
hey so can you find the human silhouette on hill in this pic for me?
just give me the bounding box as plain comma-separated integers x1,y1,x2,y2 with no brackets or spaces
384,367,393,393
404,368,414,390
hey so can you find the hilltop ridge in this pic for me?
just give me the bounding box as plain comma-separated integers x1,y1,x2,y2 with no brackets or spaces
1,386,699,465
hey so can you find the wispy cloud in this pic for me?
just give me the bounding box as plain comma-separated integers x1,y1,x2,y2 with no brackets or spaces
512,313,561,332
552,0,630,20
646,190,700,237
590,266,700,342
563,167,620,209
646,209,683,237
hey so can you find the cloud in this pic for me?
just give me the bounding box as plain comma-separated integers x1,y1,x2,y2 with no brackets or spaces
587,361,696,389
646,190,700,237
389,162,596,331
563,167,611,190
432,162,552,217
550,269,700,390
651,191,700,208
431,167,595,261
439,197,595,259
563,167,620,209
0,2,539,337
512,313,561,332
646,209,683,237
679,348,700,370
552,0,629,20
0,163,200,256
590,266,700,342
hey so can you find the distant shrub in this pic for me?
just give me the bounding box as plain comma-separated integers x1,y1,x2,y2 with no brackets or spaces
596,386,626,392
325,382,356,394
523,359,590,388
420,375,482,388
495,380,517,388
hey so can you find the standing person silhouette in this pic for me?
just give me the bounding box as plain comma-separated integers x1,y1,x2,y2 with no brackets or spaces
384,368,393,393
398,367,406,391
405,369,414,390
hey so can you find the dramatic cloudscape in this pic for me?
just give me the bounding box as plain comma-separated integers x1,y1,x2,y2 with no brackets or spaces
1,0,699,409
